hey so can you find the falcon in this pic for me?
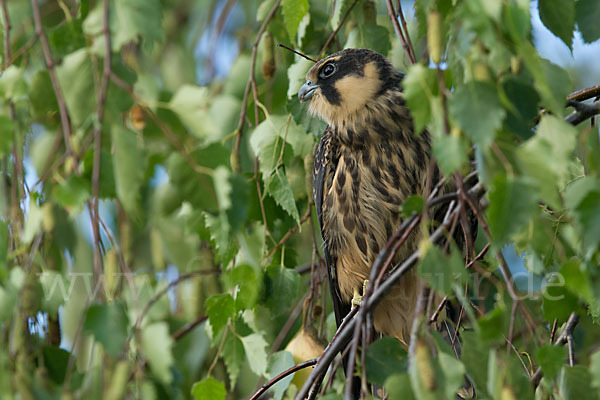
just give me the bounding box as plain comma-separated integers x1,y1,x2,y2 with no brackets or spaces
298,48,443,345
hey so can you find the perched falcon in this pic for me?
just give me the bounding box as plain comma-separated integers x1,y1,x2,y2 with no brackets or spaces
299,48,443,345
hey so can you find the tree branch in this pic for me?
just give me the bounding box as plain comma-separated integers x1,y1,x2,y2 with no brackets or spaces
566,99,600,126
317,0,360,60
250,358,318,400
31,0,73,156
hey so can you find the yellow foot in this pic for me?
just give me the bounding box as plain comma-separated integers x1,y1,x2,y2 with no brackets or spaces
351,279,369,309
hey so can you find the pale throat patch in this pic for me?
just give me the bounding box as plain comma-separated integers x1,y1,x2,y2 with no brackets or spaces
310,61,382,127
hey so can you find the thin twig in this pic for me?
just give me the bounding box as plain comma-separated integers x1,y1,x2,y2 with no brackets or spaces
317,0,360,60
31,0,73,156
172,315,208,341
530,313,579,387
567,83,600,102
233,0,282,167
277,43,317,63
385,0,415,64
249,358,318,400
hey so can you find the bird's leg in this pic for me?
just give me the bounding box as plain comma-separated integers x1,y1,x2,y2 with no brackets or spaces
351,279,369,309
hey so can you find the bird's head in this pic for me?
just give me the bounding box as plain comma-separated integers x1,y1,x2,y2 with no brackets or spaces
298,48,398,127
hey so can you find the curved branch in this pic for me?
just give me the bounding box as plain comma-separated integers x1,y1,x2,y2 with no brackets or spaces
566,100,600,126
250,358,318,400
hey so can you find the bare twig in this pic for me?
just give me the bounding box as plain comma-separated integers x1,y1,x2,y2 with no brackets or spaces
172,315,208,341
89,0,112,295
31,0,73,156
233,0,282,167
566,99,600,125
317,0,360,60
385,0,416,64
278,43,317,63
250,358,318,400
567,83,600,102
530,312,579,387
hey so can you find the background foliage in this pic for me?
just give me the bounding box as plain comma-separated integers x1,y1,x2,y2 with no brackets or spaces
1,0,600,399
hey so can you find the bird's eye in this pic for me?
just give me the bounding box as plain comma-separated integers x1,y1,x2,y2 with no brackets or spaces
320,63,336,79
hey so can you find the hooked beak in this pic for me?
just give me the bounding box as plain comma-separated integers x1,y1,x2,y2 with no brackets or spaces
298,81,319,102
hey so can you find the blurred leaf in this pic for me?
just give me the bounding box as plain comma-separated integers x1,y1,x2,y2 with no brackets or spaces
52,176,90,215
265,265,300,316
232,265,260,310
419,245,466,295
111,125,145,216
191,377,226,400
206,293,235,336
385,373,415,400
287,58,313,100
542,274,581,321
460,331,490,398
21,200,43,245
591,350,600,390
141,322,174,384
50,19,86,57
576,0,600,43
56,49,95,127
536,345,567,381
83,302,129,357
486,175,538,247
438,352,465,399
0,116,14,158
223,334,245,387
401,195,425,218
538,0,575,49
432,134,469,177
403,64,437,135
241,333,269,377
366,337,408,386
565,177,600,252
501,76,539,139
266,168,301,224
559,366,599,400
282,0,309,41
168,85,219,143
517,115,577,209
449,81,505,147
478,305,505,342
345,24,392,56
42,346,70,384
268,351,295,400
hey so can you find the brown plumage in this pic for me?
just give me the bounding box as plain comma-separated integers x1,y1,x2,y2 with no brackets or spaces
299,48,442,345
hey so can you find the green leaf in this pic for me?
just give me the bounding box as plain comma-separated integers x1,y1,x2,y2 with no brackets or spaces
345,24,392,57
331,0,349,29
432,134,469,177
282,0,309,41
419,245,466,295
84,0,163,51
232,265,260,310
486,175,538,247
401,195,425,218
52,176,90,216
542,274,581,321
141,322,174,384
478,306,505,342
56,49,95,127
438,352,465,399
517,115,577,209
576,0,600,43
111,125,145,216
449,81,505,147
265,265,300,316
366,337,408,386
501,77,539,139
385,373,415,400
83,302,129,357
287,58,313,99
535,345,567,381
591,350,600,390
460,331,490,397
559,366,599,400
0,116,14,158
42,346,70,384
168,85,219,143
222,335,245,387
266,168,301,224
241,333,269,377
539,0,575,49
565,176,600,252
191,377,226,400
268,351,295,400
205,293,235,335
403,64,438,134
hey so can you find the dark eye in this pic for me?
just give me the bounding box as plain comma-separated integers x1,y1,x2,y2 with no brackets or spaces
320,63,336,78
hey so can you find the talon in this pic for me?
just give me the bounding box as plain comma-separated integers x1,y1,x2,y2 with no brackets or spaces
351,279,369,309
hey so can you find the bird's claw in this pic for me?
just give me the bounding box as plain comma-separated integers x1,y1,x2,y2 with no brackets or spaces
351,280,369,309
